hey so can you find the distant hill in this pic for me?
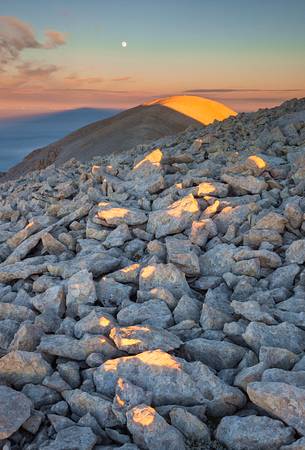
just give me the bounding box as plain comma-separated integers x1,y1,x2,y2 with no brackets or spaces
0,108,120,172
2,96,236,180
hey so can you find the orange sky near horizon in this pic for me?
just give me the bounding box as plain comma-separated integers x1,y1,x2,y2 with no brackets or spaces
1,1,305,117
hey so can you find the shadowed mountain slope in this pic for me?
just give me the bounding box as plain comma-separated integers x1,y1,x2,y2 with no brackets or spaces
2,96,236,181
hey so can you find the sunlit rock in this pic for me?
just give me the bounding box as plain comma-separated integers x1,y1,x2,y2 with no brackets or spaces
147,194,200,238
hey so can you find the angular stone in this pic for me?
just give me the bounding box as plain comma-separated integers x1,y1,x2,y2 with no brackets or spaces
22,383,60,408
259,346,299,370
182,360,246,416
96,277,132,306
254,212,287,232
0,302,36,322
183,338,246,371
200,303,233,330
243,322,305,354
173,295,202,323
248,381,305,435
286,239,305,264
189,218,217,247
269,264,300,289
43,371,71,392
126,404,186,450
244,229,283,248
233,258,261,277
112,378,153,424
169,407,210,442
284,201,303,229
42,232,67,255
57,361,80,389
221,173,267,194
97,203,147,226
0,351,52,387
32,285,65,317
43,425,97,450
38,334,120,360
0,319,19,349
66,269,96,317
195,180,228,198
110,325,182,354
103,224,132,248
231,300,276,325
63,389,119,428
47,252,120,279
117,300,173,329
9,322,43,351
234,362,266,391
147,194,200,238
139,263,191,298
0,386,32,439
111,263,141,284
262,368,305,387
214,203,259,234
216,415,294,450
94,350,205,406
165,237,200,276
74,309,117,338
199,243,236,276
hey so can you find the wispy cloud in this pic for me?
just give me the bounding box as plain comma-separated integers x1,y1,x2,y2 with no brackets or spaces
184,88,304,93
44,30,66,49
0,16,66,66
111,76,132,82
17,61,59,78
65,74,104,85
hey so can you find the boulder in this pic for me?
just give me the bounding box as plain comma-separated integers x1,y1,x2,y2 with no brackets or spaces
0,386,32,439
216,415,294,450
248,381,305,435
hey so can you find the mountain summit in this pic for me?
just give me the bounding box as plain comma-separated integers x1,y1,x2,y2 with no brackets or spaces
2,95,236,180
144,95,237,124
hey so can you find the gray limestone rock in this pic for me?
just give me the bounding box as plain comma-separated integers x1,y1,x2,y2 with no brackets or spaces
183,338,246,371
0,350,52,387
216,415,295,450
248,381,305,435
110,325,182,354
0,386,32,439
126,404,186,450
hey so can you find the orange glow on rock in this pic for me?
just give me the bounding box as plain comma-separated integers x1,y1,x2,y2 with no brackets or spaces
167,194,199,219
131,405,156,427
99,317,111,327
140,265,156,279
197,182,216,196
248,155,267,170
119,338,142,346
133,148,163,170
121,263,140,273
97,207,129,221
203,199,220,216
115,393,125,407
103,349,181,372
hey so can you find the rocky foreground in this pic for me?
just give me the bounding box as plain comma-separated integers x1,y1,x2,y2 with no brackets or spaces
0,98,305,449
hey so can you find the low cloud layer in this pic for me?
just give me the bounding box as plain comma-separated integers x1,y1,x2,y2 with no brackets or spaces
0,16,66,65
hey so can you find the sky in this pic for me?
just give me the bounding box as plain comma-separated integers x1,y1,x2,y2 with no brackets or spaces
0,0,305,116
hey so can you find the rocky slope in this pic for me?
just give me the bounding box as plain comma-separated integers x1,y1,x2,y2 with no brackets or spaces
0,97,305,449
1,96,236,182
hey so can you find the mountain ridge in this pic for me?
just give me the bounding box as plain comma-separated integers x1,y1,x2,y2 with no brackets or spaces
1,95,236,181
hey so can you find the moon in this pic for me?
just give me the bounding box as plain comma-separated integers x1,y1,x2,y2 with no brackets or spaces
121,41,127,48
